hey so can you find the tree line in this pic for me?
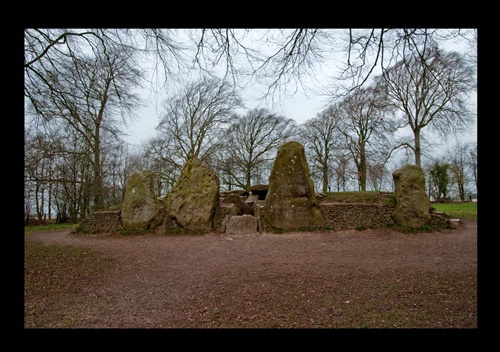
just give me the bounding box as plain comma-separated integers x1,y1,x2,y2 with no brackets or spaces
24,29,477,222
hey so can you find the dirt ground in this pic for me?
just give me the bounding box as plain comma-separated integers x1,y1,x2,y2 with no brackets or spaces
25,220,478,329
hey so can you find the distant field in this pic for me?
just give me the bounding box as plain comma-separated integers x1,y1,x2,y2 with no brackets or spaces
432,202,477,220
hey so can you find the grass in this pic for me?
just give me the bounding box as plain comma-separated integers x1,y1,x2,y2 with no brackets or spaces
432,202,477,220
322,191,478,220
24,223,78,234
321,191,395,205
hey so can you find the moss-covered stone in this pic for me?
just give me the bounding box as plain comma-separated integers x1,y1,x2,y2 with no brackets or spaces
391,164,432,228
264,141,325,231
121,171,165,232
165,156,220,232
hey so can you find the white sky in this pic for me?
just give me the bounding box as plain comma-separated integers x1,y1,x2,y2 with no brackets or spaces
123,30,477,150
124,78,477,150
124,90,328,146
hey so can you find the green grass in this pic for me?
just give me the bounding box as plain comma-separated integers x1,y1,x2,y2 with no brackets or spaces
24,223,79,234
432,202,477,220
322,191,394,204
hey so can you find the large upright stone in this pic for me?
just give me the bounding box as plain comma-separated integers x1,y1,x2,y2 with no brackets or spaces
165,156,220,232
391,164,432,228
264,141,325,231
121,170,165,231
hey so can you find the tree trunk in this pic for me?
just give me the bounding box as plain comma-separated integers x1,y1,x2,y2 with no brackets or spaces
322,161,329,193
414,129,422,167
359,143,367,191
92,129,104,211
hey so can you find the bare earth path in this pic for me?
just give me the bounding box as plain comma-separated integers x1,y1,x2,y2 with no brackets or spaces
25,220,477,329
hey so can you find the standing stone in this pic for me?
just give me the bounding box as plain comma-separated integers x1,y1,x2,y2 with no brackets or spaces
121,170,165,231
264,141,325,231
391,164,432,228
165,156,220,232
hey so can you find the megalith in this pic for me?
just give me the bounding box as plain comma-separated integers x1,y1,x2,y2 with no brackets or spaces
391,164,432,228
121,170,165,231
165,156,220,232
264,141,325,231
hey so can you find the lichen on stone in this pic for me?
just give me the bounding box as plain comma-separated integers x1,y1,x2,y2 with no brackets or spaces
264,141,325,231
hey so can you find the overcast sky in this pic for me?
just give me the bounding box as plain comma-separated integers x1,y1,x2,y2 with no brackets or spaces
124,87,331,146
123,30,477,150
124,80,477,152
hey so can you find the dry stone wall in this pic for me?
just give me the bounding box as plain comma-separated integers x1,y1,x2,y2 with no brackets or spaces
254,201,396,232
318,202,395,230
76,210,122,234
76,194,450,235
76,157,451,235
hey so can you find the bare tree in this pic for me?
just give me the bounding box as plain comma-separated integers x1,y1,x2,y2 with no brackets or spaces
138,136,181,198
24,28,478,216
25,122,95,223
222,108,297,190
336,84,396,191
24,29,187,98
331,152,357,192
26,45,143,211
300,105,342,193
367,162,391,192
100,139,130,208
377,47,476,167
447,140,476,202
468,142,478,195
332,29,477,96
52,127,94,222
188,29,335,100
24,130,52,221
26,28,477,112
156,76,242,169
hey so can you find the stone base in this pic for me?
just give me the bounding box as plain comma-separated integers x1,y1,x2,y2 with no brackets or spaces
224,215,258,234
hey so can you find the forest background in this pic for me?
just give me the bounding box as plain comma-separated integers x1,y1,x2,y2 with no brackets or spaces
24,29,478,223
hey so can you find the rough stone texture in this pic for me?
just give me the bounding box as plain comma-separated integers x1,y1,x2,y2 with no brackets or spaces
253,201,265,232
224,214,258,234
264,141,325,231
214,204,240,232
248,184,269,200
319,202,396,230
75,210,122,234
222,194,252,215
391,164,432,228
121,171,165,231
430,208,452,228
165,156,220,232
245,193,260,208
220,190,246,199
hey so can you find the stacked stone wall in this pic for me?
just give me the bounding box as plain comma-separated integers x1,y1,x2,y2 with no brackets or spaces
254,202,395,232
78,194,449,235
213,205,227,230
318,202,396,230
213,204,240,231
76,210,122,234
216,199,398,232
